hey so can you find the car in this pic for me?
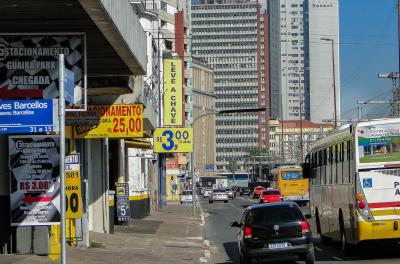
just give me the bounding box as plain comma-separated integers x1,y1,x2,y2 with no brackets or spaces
259,189,284,204
209,189,229,203
252,186,265,199
230,202,314,264
203,188,212,197
226,187,235,199
179,190,193,204
240,187,251,196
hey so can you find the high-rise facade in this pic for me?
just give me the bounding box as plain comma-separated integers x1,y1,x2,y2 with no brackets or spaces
277,0,308,120
308,0,340,123
192,0,269,171
267,0,282,119
267,0,339,124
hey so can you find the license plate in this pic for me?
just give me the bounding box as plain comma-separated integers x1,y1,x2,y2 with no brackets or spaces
268,242,290,249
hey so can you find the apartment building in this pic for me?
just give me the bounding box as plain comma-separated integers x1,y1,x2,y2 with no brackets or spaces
267,0,340,124
192,0,269,171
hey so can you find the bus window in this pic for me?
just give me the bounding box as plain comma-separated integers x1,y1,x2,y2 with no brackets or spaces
281,171,302,180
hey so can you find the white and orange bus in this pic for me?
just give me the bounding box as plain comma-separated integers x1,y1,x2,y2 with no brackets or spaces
303,118,400,254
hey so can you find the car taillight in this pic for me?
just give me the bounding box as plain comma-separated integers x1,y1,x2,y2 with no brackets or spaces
300,220,309,233
244,226,252,239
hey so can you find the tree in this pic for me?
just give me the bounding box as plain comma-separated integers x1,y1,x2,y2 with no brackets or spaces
228,159,238,186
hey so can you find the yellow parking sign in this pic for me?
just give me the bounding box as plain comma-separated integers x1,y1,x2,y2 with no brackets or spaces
65,154,82,219
153,128,193,153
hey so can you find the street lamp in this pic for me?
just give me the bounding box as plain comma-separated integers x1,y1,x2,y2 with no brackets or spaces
191,107,266,216
320,38,337,129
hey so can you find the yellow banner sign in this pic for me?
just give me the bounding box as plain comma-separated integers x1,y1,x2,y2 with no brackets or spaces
163,59,182,126
154,128,193,153
65,154,82,219
73,104,143,138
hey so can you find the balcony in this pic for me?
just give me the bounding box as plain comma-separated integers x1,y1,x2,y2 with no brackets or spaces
131,0,158,21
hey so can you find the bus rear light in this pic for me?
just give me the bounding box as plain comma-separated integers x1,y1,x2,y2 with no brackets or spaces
358,201,366,209
244,226,252,239
356,193,364,201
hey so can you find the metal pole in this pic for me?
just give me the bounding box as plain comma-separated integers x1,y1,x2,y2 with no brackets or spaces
191,148,196,216
331,40,337,128
392,77,399,117
398,0,400,73
58,54,67,264
358,106,362,121
298,72,303,163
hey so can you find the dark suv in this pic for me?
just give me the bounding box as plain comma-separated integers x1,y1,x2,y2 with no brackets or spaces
230,202,314,264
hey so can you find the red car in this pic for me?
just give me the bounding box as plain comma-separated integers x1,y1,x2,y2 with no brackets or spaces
252,186,265,199
259,189,283,204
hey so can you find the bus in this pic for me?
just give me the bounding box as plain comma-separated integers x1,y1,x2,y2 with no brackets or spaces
270,166,309,205
303,119,400,254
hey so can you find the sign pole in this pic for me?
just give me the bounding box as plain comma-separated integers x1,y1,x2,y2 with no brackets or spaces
59,54,67,264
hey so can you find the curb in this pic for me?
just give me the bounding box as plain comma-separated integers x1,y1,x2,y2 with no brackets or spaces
196,197,211,263
196,196,206,226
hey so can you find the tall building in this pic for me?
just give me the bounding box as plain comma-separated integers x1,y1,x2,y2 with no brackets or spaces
267,0,340,124
308,0,340,124
192,58,216,176
192,0,269,171
267,0,282,119
277,0,308,120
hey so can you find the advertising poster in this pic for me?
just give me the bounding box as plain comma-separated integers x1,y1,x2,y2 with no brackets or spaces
9,135,60,226
72,104,143,138
163,59,182,126
154,127,193,153
0,34,85,105
65,153,82,219
357,123,400,164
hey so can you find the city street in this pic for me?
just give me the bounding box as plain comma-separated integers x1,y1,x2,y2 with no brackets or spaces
200,196,400,264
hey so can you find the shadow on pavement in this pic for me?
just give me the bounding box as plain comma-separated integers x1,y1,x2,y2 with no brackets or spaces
215,241,239,264
313,236,400,262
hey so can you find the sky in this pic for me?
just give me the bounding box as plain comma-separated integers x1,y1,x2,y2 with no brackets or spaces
339,0,398,119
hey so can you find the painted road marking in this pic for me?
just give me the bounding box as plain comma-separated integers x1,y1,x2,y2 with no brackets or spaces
332,256,343,261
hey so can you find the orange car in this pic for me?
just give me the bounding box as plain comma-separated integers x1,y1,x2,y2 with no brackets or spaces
252,186,265,199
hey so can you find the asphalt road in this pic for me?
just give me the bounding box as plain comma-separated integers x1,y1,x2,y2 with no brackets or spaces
200,195,400,264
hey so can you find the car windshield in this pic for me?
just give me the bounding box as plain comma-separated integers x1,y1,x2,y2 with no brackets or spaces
214,189,225,193
182,191,192,195
262,190,280,195
249,205,303,225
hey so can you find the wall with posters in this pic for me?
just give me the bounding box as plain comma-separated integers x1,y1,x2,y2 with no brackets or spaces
0,135,9,253
166,175,182,201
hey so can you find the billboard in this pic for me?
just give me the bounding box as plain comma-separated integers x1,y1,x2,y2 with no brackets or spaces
163,59,182,126
0,34,85,105
357,123,400,164
72,104,143,138
9,135,60,226
154,127,193,153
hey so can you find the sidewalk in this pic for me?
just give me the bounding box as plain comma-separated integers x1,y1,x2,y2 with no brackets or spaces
0,203,208,264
